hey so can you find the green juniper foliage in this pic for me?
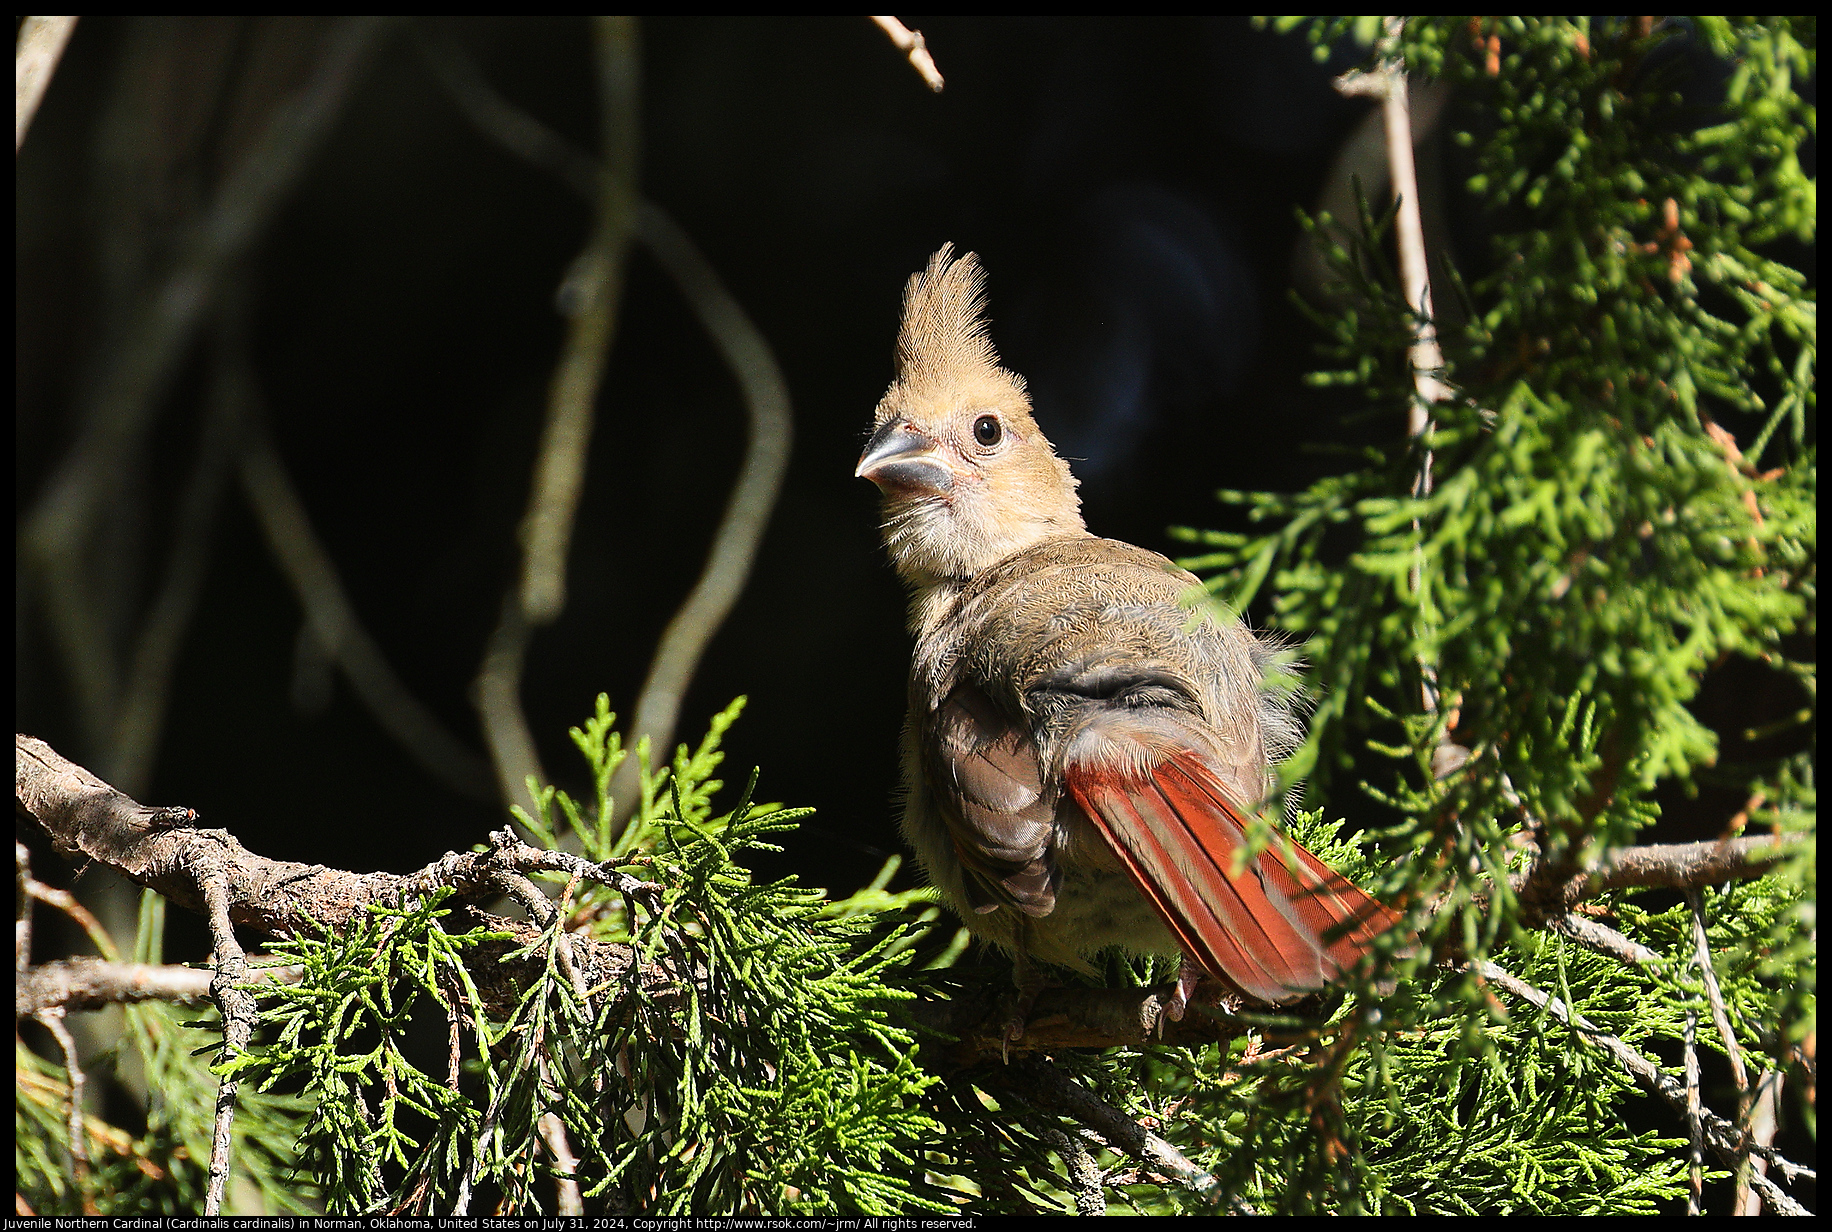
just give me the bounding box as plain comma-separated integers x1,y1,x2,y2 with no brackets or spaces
1151,14,1812,1212
220,697,958,1215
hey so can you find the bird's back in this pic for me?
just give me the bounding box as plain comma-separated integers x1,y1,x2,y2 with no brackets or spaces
912,535,1278,809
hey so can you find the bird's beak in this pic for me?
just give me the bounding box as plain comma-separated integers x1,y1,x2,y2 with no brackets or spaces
856,420,954,494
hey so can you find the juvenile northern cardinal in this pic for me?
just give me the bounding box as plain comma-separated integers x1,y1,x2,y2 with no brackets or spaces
857,246,1393,1019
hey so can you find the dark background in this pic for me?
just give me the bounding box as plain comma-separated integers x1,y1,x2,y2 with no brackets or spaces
18,16,1395,896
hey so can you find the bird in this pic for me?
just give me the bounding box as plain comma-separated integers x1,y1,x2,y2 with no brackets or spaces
856,244,1393,1025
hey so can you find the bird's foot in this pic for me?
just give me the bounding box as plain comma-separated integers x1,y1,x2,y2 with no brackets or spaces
1160,954,1206,1028
1000,956,1047,1061
999,992,1039,1064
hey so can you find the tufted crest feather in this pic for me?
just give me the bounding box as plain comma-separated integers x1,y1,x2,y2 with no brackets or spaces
895,244,1021,393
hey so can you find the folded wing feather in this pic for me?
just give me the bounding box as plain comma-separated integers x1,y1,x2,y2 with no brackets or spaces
1064,709,1393,1003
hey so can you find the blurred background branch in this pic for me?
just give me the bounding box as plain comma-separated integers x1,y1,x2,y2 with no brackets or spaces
610,202,793,830
421,21,794,825
870,16,945,92
15,15,79,151
472,15,639,817
19,16,394,771
235,349,498,802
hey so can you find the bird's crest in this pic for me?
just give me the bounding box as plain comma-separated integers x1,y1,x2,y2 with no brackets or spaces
895,244,1019,394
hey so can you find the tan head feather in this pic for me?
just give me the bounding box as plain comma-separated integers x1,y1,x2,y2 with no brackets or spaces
894,244,1023,394
865,244,1087,610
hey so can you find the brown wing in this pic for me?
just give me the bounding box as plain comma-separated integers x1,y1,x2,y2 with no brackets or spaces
1062,708,1393,1003
923,682,1060,917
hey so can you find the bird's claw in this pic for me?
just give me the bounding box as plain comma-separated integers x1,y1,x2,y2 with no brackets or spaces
1159,955,1206,1031
998,965,1044,1061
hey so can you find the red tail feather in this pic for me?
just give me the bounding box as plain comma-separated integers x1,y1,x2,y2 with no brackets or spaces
1066,748,1393,1003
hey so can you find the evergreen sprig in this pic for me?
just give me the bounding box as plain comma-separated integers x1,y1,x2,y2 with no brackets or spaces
1167,14,1816,1211
220,698,949,1215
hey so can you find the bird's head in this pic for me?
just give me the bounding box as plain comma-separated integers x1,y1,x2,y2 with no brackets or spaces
857,245,1085,591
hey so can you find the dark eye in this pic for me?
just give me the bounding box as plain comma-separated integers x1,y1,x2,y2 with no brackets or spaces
973,415,1002,447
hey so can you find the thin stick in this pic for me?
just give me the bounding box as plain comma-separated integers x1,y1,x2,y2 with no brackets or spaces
15,16,78,152
18,956,302,1016
474,15,640,817
33,1007,91,1208
26,880,119,962
870,17,945,92
1334,21,1452,435
15,843,30,976
997,1057,1223,1206
1041,1125,1106,1216
1552,912,1661,966
1514,833,1796,924
1688,890,1753,1210
1738,1070,1783,1216
1335,17,1453,719
1476,959,1811,1211
1684,1005,1702,1214
199,870,252,1216
537,1107,584,1215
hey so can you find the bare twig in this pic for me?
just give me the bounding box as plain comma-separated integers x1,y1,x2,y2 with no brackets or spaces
1589,835,1798,894
1475,959,1812,1211
1688,890,1753,1211
21,17,393,753
993,1057,1223,1205
908,978,1248,1069
488,862,561,929
236,379,495,801
32,1007,91,1208
474,831,658,901
1685,1005,1703,1214
16,734,683,1021
15,16,78,152
474,16,640,817
1515,834,1797,924
1041,1125,1106,1216
25,879,119,961
418,29,794,831
17,955,303,1017
17,843,33,975
1728,1142,1800,1215
537,1106,584,1215
1552,911,1661,966
1333,18,1453,725
1332,18,1452,433
198,860,252,1215
870,17,945,92
518,18,640,629
1739,1069,1783,1216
